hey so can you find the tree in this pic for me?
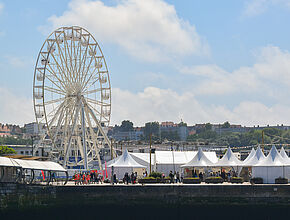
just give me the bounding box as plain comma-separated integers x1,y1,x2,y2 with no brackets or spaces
144,122,160,140
120,120,134,132
178,122,187,127
0,145,16,156
205,123,212,131
221,121,230,128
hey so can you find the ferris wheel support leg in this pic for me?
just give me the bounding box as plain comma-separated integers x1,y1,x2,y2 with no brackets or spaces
86,103,116,163
81,103,88,171
63,100,81,167
84,103,103,170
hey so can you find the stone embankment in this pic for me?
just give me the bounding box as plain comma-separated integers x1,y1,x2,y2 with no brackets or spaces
0,183,289,218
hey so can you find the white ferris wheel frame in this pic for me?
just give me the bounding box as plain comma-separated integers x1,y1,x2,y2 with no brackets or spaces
33,26,112,170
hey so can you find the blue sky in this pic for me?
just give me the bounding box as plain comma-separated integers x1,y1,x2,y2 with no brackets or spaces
1,0,290,126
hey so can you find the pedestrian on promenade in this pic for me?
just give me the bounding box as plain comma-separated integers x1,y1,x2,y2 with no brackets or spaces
176,172,180,183
169,171,174,183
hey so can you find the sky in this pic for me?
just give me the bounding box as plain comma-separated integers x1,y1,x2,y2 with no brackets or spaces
1,0,290,127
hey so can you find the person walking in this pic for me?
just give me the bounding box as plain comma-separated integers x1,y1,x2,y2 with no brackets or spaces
169,171,174,184
176,172,180,183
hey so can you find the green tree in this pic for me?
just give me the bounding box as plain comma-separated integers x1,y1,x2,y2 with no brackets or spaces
0,145,16,156
120,120,134,132
144,122,160,140
178,122,187,127
205,123,212,130
221,121,230,128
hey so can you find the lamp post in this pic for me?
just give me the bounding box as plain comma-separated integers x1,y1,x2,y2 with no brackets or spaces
31,135,35,156
149,133,152,175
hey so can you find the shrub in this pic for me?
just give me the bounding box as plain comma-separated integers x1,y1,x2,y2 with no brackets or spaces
230,177,244,183
143,177,155,180
250,177,263,184
183,177,201,184
275,177,288,184
149,172,162,178
205,176,224,184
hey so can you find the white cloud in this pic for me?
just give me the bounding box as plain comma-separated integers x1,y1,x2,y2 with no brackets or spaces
111,87,290,126
180,46,290,96
243,0,290,16
42,0,209,62
0,3,4,14
0,87,34,126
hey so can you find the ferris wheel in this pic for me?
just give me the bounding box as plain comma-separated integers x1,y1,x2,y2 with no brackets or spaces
33,26,112,170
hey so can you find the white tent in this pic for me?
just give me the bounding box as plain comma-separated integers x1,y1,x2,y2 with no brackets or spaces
130,153,155,172
181,148,214,167
108,150,145,179
242,146,265,167
214,147,242,169
0,156,21,167
252,145,290,183
155,151,218,175
242,148,256,164
280,147,290,163
13,159,67,172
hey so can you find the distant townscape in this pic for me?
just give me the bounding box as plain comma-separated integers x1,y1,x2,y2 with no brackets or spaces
1,121,290,149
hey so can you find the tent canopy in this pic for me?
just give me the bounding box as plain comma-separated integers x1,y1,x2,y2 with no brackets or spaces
253,145,290,167
108,149,145,168
155,151,218,165
280,147,290,162
243,148,256,164
242,146,265,166
0,156,21,167
181,147,214,167
214,147,242,167
14,159,67,172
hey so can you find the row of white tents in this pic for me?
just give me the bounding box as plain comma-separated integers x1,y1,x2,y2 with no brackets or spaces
107,146,290,183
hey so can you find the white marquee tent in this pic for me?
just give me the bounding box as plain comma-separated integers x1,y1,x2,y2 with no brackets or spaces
130,153,154,172
242,148,256,164
154,151,218,175
252,145,290,183
214,147,242,170
242,146,265,167
108,149,145,179
280,147,290,163
0,156,21,168
181,148,214,168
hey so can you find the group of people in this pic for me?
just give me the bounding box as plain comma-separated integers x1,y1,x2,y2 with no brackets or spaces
73,171,103,185
191,169,238,181
123,172,138,184
168,171,183,183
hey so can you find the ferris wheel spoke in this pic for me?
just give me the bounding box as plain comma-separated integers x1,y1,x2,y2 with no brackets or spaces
44,73,67,93
79,44,96,86
44,61,68,90
44,86,66,96
47,101,66,128
78,36,91,83
86,102,102,117
53,32,73,83
63,33,74,82
43,97,66,106
48,51,73,88
86,97,107,106
81,67,99,90
83,88,103,95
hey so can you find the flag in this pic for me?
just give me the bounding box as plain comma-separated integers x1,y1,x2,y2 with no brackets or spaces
41,170,45,180
105,161,108,178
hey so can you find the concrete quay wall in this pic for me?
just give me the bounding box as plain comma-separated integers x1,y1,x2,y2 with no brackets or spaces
0,183,290,210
